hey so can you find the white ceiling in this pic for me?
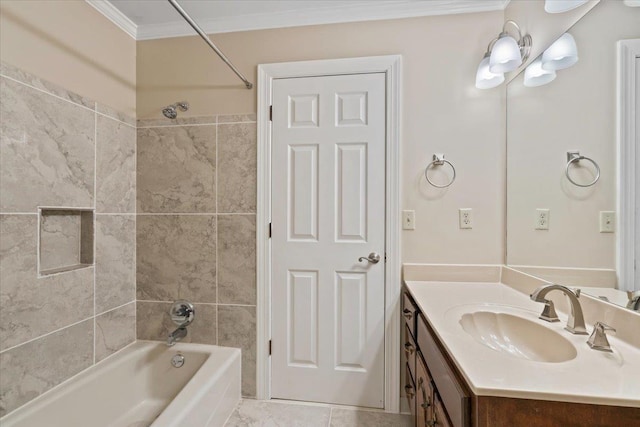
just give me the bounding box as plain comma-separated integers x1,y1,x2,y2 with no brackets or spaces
86,0,509,40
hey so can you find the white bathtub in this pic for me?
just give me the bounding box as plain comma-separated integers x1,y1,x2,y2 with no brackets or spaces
1,341,241,427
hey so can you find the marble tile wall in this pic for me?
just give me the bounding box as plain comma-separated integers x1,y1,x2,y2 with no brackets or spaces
0,63,136,417
136,113,258,397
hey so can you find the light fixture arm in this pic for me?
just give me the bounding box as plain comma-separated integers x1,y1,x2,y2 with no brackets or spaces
484,37,499,56
500,20,532,63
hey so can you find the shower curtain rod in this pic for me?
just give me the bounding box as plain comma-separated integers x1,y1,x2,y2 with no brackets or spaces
167,0,253,89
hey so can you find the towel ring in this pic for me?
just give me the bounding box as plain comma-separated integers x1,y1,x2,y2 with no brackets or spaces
425,154,456,188
565,151,600,188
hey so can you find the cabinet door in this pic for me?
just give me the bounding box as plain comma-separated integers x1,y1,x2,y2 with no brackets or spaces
404,325,417,378
432,392,453,427
405,365,416,419
416,354,433,427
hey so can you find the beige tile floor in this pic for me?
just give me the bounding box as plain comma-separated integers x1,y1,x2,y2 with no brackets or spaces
225,399,412,427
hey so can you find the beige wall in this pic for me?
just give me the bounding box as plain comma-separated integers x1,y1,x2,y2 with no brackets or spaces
506,0,640,269
0,0,136,117
137,12,507,265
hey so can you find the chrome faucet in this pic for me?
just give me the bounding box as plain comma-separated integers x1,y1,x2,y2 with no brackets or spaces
530,284,588,335
166,300,195,347
587,322,616,352
167,327,187,347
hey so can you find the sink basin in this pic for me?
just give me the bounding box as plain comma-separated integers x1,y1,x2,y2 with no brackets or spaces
459,311,577,363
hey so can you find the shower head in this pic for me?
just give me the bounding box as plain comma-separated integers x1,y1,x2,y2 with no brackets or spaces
162,101,189,119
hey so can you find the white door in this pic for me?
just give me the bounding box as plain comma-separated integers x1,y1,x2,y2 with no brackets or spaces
271,73,386,408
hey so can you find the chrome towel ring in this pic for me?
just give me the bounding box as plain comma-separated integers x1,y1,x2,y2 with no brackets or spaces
565,151,600,188
425,153,456,188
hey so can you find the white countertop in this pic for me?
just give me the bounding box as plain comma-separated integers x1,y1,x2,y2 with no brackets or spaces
405,280,640,408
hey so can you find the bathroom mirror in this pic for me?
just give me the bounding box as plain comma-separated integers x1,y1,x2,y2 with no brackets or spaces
506,0,640,309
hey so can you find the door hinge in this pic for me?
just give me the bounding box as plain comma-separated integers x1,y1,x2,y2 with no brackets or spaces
269,339,272,355
269,105,273,121
269,222,272,238
385,253,387,263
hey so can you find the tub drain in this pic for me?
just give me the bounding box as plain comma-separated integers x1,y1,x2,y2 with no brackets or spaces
171,353,185,368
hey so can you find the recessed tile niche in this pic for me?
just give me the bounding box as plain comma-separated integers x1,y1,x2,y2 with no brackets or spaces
38,208,94,275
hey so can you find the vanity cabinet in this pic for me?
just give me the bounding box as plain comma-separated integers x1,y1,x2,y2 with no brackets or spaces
403,287,640,427
403,291,469,427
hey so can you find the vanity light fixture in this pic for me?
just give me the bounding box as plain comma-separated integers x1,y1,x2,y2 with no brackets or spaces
542,33,579,71
475,39,505,89
544,0,589,14
489,20,532,74
524,58,557,87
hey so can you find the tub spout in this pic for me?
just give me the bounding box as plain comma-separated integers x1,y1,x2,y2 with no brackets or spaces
167,327,187,346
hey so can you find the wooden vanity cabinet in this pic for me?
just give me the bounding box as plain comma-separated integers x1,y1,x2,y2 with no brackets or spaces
403,290,469,427
402,288,640,427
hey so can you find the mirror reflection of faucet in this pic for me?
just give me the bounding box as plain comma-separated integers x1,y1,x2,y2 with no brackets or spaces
167,300,195,346
627,291,640,311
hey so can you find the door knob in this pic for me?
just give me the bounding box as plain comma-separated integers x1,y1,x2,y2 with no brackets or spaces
359,252,381,264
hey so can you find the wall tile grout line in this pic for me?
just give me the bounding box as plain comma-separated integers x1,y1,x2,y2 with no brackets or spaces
0,212,39,215
95,111,136,129
93,102,98,366
0,315,96,355
216,122,219,346
136,299,256,307
0,73,96,113
136,123,217,129
95,300,136,318
0,73,135,128
134,118,138,348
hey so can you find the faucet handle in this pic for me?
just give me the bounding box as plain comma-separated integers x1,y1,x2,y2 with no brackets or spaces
538,299,560,323
587,322,616,352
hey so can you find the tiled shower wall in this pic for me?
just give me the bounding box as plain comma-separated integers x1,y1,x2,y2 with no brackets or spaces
0,63,136,416
135,114,257,397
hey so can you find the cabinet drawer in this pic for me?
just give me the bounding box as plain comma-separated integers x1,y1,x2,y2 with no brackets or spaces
402,292,418,334
403,325,417,378
417,315,470,427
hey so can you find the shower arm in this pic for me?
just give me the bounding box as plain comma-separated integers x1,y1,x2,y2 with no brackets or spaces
167,0,253,90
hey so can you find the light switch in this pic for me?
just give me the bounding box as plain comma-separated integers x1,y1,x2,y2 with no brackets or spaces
402,210,416,230
599,211,615,233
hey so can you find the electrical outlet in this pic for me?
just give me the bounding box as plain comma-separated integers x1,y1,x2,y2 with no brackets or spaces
459,208,473,229
599,211,615,233
535,209,550,230
402,210,416,230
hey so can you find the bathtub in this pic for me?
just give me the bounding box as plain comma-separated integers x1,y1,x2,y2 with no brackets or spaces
1,341,241,427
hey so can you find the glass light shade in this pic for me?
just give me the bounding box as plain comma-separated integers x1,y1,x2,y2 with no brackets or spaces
489,34,523,74
476,54,505,89
523,58,557,87
541,33,579,71
544,0,589,13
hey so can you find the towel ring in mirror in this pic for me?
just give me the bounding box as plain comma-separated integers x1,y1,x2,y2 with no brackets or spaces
425,154,456,188
565,151,600,188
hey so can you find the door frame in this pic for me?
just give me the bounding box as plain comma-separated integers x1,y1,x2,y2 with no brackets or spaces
617,39,639,292
256,55,402,412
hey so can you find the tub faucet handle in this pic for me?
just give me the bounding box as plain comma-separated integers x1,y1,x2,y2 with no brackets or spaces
170,300,195,327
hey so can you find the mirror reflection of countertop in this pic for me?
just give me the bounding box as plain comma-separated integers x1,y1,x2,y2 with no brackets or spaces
405,280,640,408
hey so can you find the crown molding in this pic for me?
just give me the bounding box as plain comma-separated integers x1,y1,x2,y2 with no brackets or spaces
89,0,509,41
85,0,137,39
